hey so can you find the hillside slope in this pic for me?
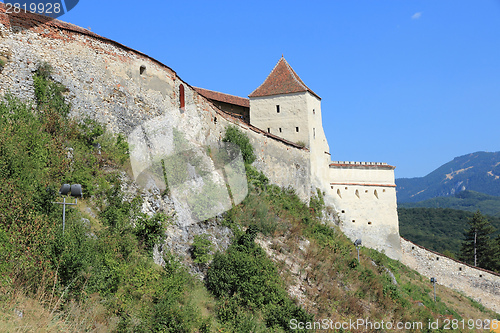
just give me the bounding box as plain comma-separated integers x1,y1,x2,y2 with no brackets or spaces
0,60,497,332
1,7,499,328
396,151,500,203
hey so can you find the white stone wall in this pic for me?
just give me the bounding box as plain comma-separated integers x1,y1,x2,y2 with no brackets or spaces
401,238,500,314
306,92,331,188
249,92,309,145
327,181,401,260
329,164,395,185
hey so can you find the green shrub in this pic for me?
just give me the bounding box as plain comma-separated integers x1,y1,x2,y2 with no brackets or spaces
50,219,94,289
33,62,70,117
309,188,325,218
206,227,312,332
135,212,169,253
191,234,214,264
296,141,306,148
223,126,256,164
245,164,269,191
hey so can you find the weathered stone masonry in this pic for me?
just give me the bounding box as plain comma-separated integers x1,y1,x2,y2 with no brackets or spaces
1,6,499,314
401,237,500,314
0,5,311,202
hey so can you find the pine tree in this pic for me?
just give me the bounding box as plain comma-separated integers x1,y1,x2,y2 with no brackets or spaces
493,235,500,272
459,211,497,270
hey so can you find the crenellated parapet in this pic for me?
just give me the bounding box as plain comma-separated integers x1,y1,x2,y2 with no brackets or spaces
330,161,394,168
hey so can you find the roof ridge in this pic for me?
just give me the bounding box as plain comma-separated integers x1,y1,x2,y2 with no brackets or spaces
283,58,308,92
194,86,248,100
248,56,321,99
248,57,284,97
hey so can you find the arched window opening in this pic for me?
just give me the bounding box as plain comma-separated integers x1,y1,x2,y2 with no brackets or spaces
355,189,360,198
374,189,379,199
179,84,185,110
140,65,146,75
337,189,342,198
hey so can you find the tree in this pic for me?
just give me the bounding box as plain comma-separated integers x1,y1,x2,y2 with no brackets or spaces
459,211,497,270
492,235,500,272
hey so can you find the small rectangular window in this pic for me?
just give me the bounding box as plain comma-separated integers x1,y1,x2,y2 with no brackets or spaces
296,127,299,132
313,109,315,114
279,128,282,133
276,105,280,113
267,128,270,133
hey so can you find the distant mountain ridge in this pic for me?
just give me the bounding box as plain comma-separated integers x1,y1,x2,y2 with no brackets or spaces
396,151,500,203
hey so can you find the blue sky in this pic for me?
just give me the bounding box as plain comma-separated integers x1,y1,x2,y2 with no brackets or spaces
22,1,500,178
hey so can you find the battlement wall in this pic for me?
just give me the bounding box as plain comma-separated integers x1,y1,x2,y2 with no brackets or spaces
325,182,401,260
331,161,391,166
329,162,396,186
401,238,500,314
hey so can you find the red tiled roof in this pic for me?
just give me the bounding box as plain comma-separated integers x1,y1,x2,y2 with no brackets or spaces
194,87,249,108
249,57,320,100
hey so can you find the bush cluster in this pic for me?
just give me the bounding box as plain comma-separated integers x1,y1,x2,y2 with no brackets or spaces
207,227,313,332
222,125,256,164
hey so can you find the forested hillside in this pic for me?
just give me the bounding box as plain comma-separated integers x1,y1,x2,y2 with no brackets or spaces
399,191,500,217
1,64,498,331
398,207,500,260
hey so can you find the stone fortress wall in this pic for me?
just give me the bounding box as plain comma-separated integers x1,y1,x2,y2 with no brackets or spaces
327,161,401,260
1,5,499,314
401,238,500,314
0,5,311,202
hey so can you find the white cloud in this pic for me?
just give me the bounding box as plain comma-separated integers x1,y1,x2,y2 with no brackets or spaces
412,12,422,20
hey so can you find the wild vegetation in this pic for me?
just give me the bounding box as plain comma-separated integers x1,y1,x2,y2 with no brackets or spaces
0,64,498,332
399,207,500,269
459,211,500,272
